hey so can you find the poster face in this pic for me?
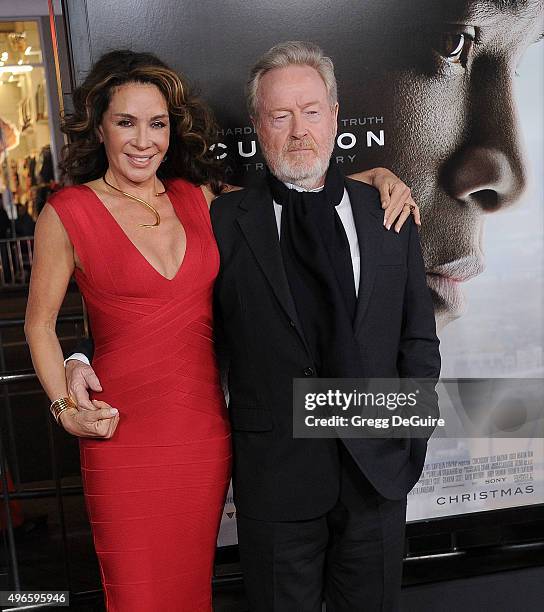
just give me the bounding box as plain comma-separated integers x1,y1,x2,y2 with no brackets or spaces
79,0,544,539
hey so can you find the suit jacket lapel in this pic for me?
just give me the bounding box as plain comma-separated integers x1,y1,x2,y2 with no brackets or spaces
346,179,384,334
236,184,307,345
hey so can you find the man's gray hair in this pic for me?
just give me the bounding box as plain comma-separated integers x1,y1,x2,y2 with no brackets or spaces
246,41,338,119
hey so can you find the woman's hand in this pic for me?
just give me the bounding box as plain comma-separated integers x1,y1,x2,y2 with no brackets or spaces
58,399,119,438
348,167,421,232
65,359,102,411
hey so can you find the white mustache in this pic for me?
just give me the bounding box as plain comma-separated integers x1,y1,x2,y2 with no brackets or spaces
285,140,317,152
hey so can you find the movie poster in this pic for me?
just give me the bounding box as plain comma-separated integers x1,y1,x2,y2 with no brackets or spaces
405,38,544,521
75,0,544,542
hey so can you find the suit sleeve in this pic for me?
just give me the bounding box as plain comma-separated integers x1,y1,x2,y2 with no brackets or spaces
397,219,440,379
66,336,95,362
397,220,441,431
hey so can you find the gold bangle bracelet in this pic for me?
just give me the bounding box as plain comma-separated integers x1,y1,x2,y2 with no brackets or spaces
50,397,76,425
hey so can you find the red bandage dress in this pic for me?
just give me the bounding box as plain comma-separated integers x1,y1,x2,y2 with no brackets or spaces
48,179,231,612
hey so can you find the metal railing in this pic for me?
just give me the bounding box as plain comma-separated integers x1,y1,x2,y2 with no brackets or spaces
1,369,100,609
0,237,35,288
0,314,96,608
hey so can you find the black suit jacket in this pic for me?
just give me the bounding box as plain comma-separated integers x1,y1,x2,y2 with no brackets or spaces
211,177,440,521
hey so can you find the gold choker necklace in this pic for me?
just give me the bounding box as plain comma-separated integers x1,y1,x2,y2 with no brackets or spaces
102,174,166,227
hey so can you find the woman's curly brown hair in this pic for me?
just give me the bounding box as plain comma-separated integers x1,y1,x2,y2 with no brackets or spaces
60,50,225,194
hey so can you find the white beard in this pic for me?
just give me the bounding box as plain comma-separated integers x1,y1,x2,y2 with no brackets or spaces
261,131,336,190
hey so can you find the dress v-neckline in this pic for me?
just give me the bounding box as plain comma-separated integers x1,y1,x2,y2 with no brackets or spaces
81,184,188,282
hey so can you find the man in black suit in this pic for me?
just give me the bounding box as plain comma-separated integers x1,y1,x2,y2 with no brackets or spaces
65,41,439,611
210,41,440,611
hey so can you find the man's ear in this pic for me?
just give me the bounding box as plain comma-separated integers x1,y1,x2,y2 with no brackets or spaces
332,103,339,137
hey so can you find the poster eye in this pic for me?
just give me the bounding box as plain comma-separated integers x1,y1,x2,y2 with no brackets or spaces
445,34,465,59
434,32,474,65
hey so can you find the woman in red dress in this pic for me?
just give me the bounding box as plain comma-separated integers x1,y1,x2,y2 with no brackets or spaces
25,51,417,611
25,52,231,611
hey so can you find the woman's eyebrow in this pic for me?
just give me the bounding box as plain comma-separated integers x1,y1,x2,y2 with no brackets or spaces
112,113,169,120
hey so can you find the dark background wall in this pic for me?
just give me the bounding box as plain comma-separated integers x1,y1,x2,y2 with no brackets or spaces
62,0,418,183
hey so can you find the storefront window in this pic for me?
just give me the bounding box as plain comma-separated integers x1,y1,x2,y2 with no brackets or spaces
0,20,55,240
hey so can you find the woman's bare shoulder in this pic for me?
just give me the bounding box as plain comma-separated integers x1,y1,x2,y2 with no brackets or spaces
84,178,104,191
